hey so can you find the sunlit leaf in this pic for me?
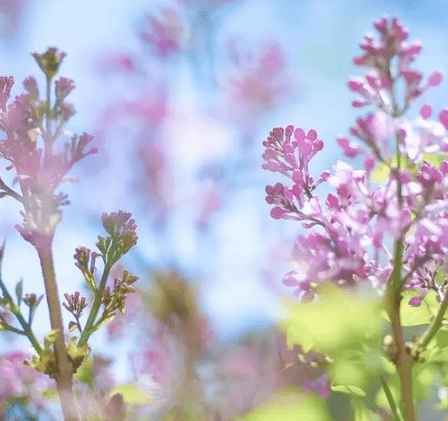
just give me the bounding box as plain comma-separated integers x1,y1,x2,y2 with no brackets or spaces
108,383,153,405
280,285,382,354
331,385,366,397
241,388,331,421
382,290,440,327
15,279,23,306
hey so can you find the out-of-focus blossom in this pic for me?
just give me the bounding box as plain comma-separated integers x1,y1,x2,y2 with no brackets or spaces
97,51,138,75
106,288,142,340
96,91,167,138
302,374,331,399
225,39,296,122
195,180,226,230
139,7,183,59
0,0,27,38
180,0,237,10
217,328,327,418
0,351,54,414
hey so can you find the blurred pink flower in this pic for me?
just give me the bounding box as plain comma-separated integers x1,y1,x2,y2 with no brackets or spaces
97,51,138,75
106,289,143,340
0,351,54,413
0,0,27,38
218,329,326,417
303,374,331,399
135,139,174,226
196,180,226,229
139,7,183,58
225,39,296,122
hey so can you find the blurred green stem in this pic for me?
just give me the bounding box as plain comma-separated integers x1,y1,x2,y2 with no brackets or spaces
77,262,112,347
36,235,79,421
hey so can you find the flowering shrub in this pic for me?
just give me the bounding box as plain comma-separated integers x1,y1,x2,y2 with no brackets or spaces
0,49,138,420
263,16,448,420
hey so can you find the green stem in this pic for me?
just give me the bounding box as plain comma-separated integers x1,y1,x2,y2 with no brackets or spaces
419,285,448,349
0,322,25,335
77,263,112,347
35,235,79,421
380,374,403,421
0,274,42,354
386,238,415,421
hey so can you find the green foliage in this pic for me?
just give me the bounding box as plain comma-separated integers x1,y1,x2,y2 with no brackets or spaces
331,385,366,398
24,350,58,377
15,279,23,306
67,337,89,372
240,388,331,421
108,383,153,405
382,290,440,327
280,285,382,354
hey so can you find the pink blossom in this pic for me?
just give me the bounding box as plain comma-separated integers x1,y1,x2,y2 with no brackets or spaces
351,17,442,112
97,52,137,74
226,39,296,121
0,351,54,413
0,76,14,112
139,7,183,58
303,374,331,399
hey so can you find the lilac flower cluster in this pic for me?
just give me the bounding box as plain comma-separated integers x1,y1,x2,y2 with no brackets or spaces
263,17,448,307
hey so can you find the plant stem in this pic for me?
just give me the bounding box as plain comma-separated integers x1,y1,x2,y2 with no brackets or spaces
419,284,448,349
77,263,112,347
0,269,42,354
36,235,79,421
380,374,403,421
386,238,415,421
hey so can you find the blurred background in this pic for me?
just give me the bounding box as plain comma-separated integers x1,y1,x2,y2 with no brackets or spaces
1,0,448,419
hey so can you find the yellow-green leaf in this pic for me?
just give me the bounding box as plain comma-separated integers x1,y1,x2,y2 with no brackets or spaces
108,383,153,405
241,388,331,421
331,385,366,397
280,285,381,354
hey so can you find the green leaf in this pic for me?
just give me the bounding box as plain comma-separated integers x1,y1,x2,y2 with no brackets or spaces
75,357,95,388
435,328,448,349
370,161,391,184
280,285,381,354
15,279,23,306
67,337,90,372
425,346,448,363
25,350,58,375
375,381,401,409
421,153,448,168
331,385,366,398
240,388,331,421
352,399,381,421
382,290,440,326
109,383,153,405
44,329,60,350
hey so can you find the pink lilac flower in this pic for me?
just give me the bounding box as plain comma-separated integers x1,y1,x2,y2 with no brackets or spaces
0,76,14,112
262,126,327,222
264,16,448,306
350,16,442,113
